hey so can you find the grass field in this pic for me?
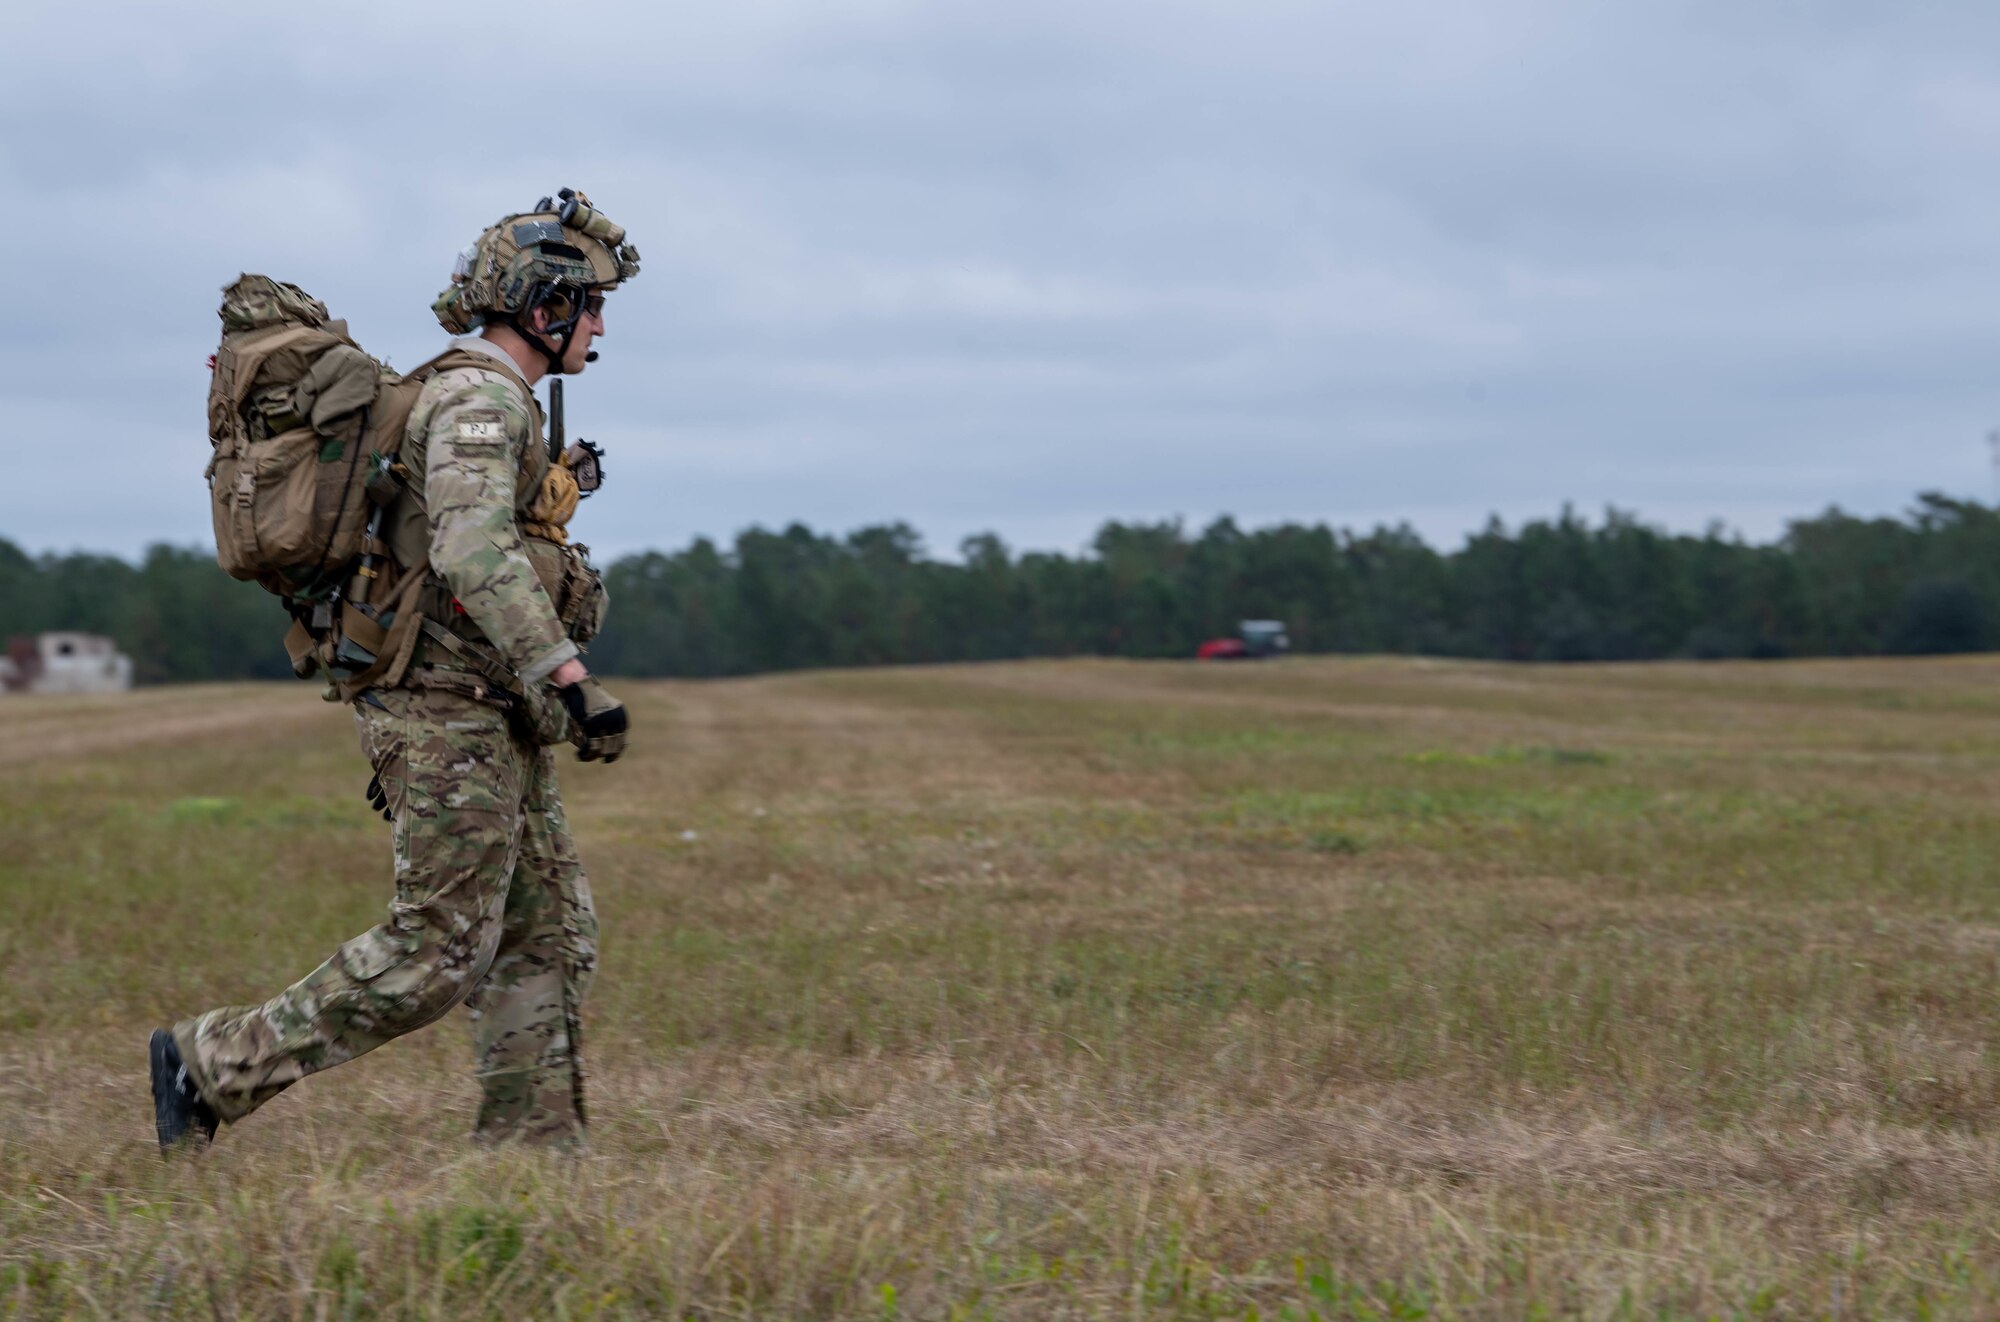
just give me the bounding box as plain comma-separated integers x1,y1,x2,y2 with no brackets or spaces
7,656,2000,1318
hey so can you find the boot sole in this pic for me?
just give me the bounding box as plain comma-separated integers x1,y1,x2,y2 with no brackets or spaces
149,1028,212,1151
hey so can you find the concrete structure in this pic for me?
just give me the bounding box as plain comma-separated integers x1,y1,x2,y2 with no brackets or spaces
1,633,135,694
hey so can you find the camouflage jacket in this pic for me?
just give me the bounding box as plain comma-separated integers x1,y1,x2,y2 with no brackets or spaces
399,337,579,686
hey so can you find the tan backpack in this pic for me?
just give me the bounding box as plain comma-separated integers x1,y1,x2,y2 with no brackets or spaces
205,276,410,589
205,275,457,695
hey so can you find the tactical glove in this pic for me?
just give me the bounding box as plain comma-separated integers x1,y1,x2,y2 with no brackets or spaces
364,773,392,821
557,675,629,763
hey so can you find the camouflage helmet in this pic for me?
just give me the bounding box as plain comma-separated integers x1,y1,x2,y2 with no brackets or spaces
432,188,641,343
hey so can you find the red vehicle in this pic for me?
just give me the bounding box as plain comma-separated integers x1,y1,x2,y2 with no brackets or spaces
1196,620,1290,660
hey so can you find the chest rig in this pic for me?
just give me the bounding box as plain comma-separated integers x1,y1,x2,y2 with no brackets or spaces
373,355,609,702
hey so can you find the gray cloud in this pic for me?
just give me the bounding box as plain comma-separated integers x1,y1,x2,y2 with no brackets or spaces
6,0,2000,563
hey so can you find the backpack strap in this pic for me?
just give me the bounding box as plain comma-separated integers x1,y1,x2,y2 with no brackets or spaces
329,552,432,703
426,345,537,399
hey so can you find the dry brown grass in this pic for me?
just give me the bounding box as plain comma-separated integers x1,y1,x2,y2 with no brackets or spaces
7,656,2000,1318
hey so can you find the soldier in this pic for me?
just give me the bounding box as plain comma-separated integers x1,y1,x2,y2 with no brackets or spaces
150,191,640,1148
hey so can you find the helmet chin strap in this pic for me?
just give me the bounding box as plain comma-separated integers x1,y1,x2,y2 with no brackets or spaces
511,282,599,375
510,313,578,376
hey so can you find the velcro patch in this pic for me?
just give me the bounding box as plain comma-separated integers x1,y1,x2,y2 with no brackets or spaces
456,411,506,441
449,409,509,457
513,220,566,247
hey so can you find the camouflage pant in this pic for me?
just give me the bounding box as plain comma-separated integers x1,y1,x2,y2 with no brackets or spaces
172,686,599,1144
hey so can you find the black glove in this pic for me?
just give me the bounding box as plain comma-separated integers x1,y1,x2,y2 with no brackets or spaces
364,773,392,821
557,675,629,763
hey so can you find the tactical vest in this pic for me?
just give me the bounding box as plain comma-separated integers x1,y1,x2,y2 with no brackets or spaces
382,352,607,700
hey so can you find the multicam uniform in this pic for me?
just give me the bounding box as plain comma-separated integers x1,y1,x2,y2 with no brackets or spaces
172,338,605,1144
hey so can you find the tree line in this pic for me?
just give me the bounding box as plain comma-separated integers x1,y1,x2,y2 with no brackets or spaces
5,492,1998,685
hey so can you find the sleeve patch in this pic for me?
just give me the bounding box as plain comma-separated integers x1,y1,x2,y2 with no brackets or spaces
456,410,506,441
449,408,509,456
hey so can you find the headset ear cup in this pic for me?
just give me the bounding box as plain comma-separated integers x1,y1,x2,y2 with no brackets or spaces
538,283,581,324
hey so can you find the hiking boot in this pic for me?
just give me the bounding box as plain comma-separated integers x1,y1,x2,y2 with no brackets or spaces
149,1029,219,1151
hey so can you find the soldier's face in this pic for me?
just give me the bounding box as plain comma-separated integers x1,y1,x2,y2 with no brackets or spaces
530,293,607,374
562,294,606,374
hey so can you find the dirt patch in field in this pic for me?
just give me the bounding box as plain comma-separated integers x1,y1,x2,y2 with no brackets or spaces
0,684,337,767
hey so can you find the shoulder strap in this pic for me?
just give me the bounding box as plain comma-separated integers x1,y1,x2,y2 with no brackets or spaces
395,346,543,445
425,346,537,400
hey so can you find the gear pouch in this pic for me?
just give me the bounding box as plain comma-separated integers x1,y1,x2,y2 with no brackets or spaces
524,537,608,645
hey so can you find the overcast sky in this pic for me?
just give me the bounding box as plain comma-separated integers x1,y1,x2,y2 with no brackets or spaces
6,0,2000,562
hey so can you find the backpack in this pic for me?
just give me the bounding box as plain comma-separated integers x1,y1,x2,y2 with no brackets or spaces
204,275,446,696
